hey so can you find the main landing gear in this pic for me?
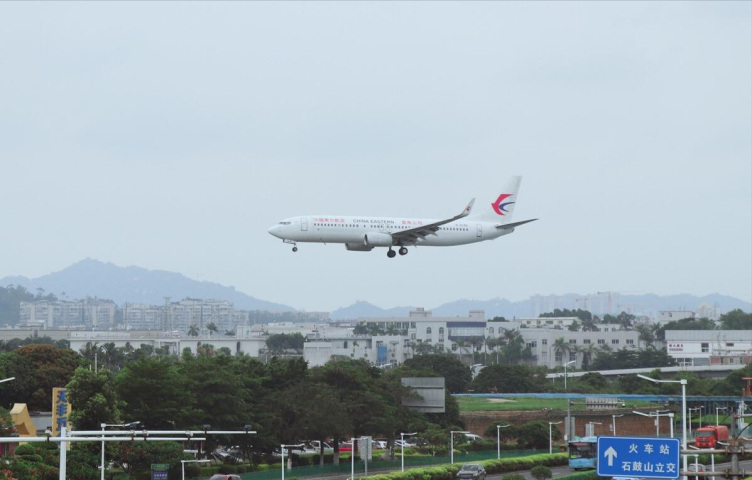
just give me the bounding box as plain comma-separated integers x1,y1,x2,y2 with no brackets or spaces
283,239,298,252
387,247,409,258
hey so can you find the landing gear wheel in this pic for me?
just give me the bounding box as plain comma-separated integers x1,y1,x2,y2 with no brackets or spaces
399,247,408,256
387,249,396,258
292,246,298,252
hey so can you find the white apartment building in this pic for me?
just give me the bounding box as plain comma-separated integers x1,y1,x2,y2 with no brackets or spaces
658,311,696,324
20,300,116,329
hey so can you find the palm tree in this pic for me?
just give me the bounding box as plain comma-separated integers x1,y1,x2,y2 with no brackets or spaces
206,322,219,336
188,323,199,337
552,337,569,366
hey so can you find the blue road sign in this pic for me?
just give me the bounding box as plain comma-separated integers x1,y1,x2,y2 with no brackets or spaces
597,436,680,479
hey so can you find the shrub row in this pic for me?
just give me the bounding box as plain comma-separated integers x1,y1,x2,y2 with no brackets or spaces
367,453,568,480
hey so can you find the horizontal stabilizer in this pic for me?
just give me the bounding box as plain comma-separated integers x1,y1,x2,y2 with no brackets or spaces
496,218,538,230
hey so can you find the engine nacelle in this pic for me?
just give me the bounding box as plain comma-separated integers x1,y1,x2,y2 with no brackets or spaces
364,232,394,247
345,243,374,252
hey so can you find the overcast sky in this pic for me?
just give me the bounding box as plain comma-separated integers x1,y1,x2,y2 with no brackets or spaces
1,2,750,312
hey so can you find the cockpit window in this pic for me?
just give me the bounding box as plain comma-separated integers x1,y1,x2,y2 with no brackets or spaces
278,221,291,225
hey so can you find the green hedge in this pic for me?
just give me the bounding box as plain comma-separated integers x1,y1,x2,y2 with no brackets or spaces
367,453,568,480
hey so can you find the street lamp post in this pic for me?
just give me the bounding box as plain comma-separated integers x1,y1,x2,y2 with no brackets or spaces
637,374,687,480
181,459,210,480
688,406,703,437
612,414,624,436
496,424,510,459
400,432,417,472
281,444,303,480
716,406,728,426
548,421,562,454
101,421,139,480
450,430,469,464
563,360,576,391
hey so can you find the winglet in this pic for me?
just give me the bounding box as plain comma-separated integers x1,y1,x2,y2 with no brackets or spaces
460,198,475,218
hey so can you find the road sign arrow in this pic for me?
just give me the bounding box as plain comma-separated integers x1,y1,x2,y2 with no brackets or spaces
604,446,618,466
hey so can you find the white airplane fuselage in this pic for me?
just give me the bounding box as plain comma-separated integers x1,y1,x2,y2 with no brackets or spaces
268,176,535,257
268,215,512,248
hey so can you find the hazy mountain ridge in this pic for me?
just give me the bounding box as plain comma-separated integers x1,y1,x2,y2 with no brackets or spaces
2,260,749,320
332,294,751,320
0,259,295,312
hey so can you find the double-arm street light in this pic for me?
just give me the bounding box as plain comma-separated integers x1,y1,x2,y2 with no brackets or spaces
633,410,674,438
450,430,470,464
637,374,687,480
496,424,510,459
101,421,140,480
400,432,417,472
548,421,562,454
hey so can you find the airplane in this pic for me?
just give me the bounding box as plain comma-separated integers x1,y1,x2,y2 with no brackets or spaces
268,176,537,258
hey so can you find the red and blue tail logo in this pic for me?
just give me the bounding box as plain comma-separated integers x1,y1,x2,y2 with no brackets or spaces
491,194,514,216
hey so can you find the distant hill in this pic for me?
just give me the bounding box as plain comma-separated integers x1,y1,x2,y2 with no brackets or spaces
0,259,295,312
331,301,414,320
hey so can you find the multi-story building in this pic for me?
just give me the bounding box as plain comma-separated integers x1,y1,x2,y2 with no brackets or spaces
20,299,116,329
665,330,752,366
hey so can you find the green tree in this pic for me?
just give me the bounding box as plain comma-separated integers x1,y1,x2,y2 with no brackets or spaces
187,323,199,336
266,333,305,354
116,357,194,428
655,317,715,341
115,441,184,476
516,420,557,449
402,354,472,393
67,367,120,430
483,422,517,442
16,344,81,410
470,364,548,393
719,309,752,329
206,322,219,335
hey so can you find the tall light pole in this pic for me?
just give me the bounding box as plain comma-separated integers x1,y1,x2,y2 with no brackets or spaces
637,374,687,480
281,444,303,480
400,432,416,472
496,424,510,459
450,430,469,464
548,421,562,454
688,406,703,437
181,459,210,480
101,421,139,480
716,406,728,426
563,360,576,391
611,414,624,436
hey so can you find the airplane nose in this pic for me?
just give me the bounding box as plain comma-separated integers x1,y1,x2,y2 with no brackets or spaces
268,225,281,238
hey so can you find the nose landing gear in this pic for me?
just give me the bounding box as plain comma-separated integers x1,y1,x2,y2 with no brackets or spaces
283,239,298,252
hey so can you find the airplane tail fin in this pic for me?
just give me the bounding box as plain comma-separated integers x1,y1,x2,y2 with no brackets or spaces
469,176,523,223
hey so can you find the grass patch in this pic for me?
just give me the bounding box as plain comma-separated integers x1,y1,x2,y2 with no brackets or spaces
457,397,573,412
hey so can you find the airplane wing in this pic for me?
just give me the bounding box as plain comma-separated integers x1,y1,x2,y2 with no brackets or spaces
391,198,475,244
495,218,538,230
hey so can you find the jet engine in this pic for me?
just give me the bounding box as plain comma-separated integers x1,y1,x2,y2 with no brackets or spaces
363,232,394,247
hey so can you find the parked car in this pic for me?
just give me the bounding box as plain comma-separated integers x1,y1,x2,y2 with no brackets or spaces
688,463,706,480
457,463,486,480
209,475,242,480
338,442,353,452
464,434,484,442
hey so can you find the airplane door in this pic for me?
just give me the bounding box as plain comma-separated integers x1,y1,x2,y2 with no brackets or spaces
476,223,482,238
301,218,308,231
